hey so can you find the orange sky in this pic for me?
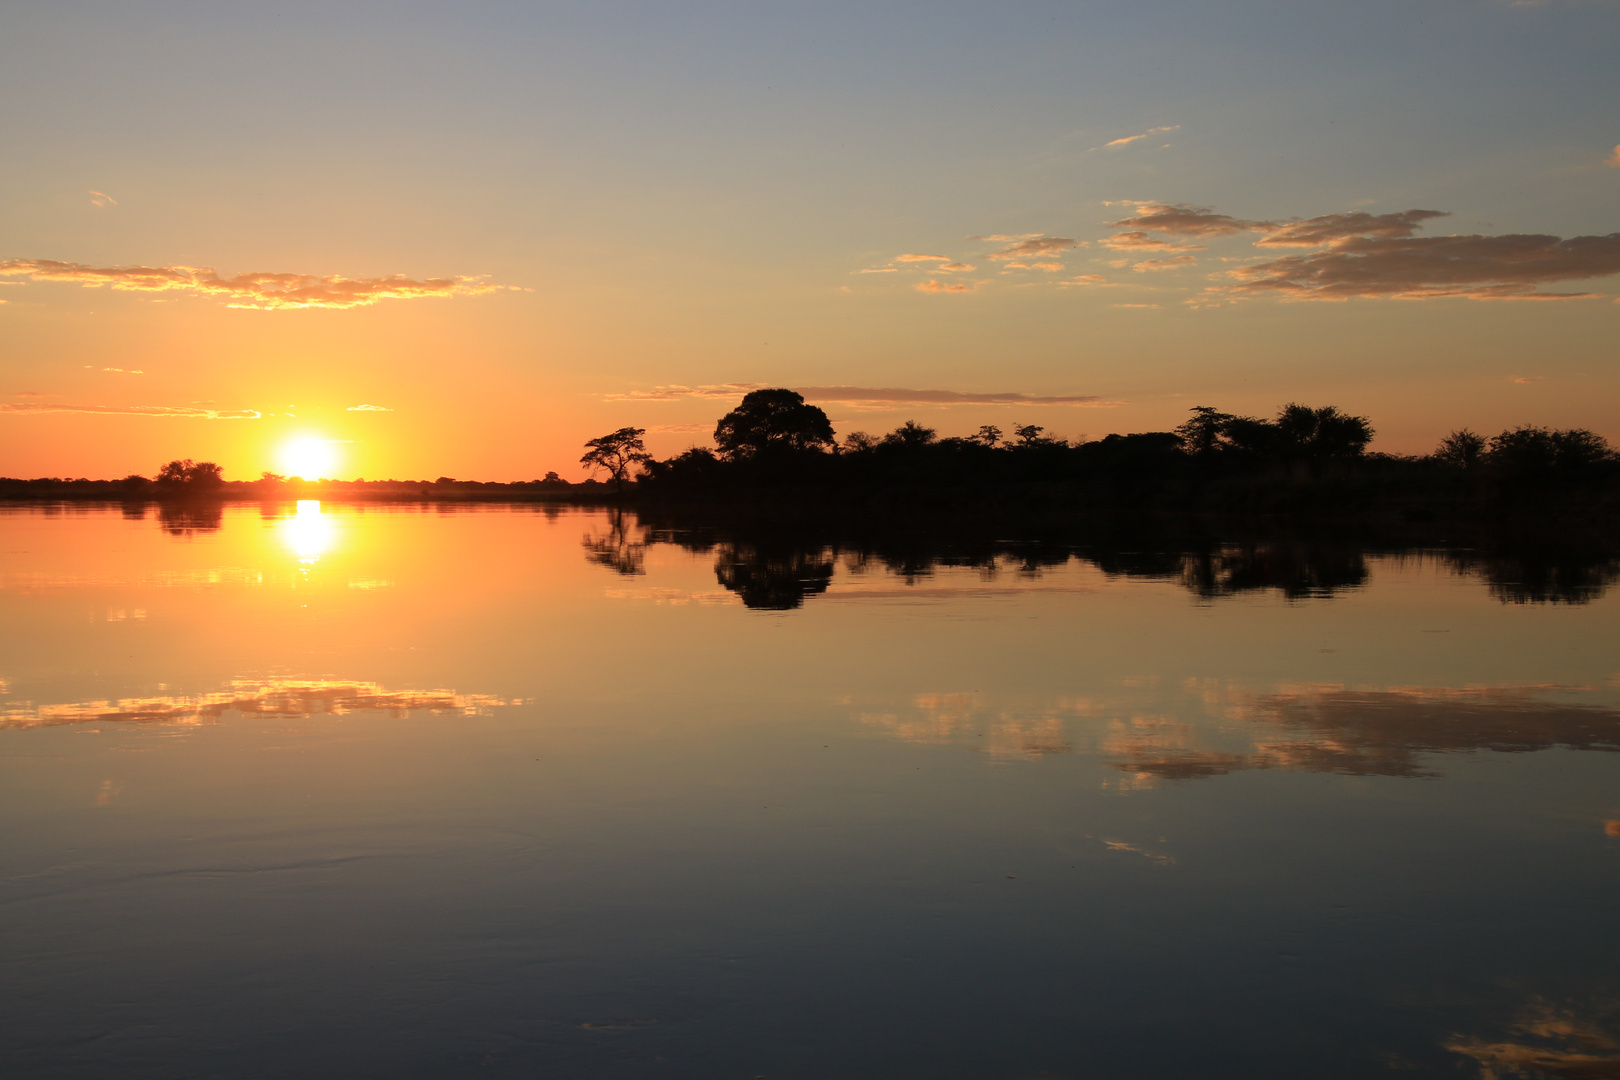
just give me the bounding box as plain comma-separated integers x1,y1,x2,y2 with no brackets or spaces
2,2,1617,480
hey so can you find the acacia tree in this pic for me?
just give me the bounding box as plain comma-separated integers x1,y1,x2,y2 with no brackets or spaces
713,389,835,459
580,427,652,488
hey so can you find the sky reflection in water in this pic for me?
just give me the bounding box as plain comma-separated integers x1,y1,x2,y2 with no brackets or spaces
1,503,1617,1079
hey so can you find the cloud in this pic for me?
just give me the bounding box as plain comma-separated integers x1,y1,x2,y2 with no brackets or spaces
1000,261,1066,272
604,383,766,402
1109,202,1264,237
646,423,711,433
346,403,392,411
1132,255,1199,272
793,387,1115,407
1,677,505,730
1107,200,1620,301
606,384,1119,408
1228,230,1620,300
1255,209,1449,247
985,236,1078,261
1101,231,1205,252
896,253,951,263
1609,144,1620,167
0,258,509,310
1103,125,1181,149
855,267,899,274
0,402,260,419
1055,274,1110,288
937,262,975,273
917,279,975,293
87,190,116,208
14,391,52,398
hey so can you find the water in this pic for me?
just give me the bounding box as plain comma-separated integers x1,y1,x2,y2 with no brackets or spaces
2,502,1617,1079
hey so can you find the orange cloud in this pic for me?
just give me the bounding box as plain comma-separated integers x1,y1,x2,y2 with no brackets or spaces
346,403,393,411
1608,144,1620,167
896,253,951,262
1103,125,1180,149
0,258,508,310
937,261,975,272
917,279,974,293
87,190,116,208
1132,255,1199,272
0,402,260,419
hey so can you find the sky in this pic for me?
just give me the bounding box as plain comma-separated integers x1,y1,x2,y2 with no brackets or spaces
1,0,1617,480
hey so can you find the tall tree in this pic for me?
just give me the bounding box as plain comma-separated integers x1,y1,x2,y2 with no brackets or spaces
580,427,652,488
713,389,835,458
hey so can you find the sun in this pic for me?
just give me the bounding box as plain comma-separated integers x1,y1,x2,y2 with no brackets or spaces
278,436,340,480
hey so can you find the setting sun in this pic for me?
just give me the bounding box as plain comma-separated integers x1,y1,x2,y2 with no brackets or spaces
277,436,340,480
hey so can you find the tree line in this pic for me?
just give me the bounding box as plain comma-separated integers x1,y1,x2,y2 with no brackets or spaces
577,388,1619,518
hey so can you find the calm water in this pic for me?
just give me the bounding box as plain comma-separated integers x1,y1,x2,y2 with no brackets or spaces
2,502,1618,1079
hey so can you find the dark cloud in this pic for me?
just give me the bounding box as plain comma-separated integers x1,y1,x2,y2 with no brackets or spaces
985,236,1078,261
1110,684,1620,781
1256,209,1449,247
1108,202,1264,237
1101,231,1204,252
1229,231,1620,300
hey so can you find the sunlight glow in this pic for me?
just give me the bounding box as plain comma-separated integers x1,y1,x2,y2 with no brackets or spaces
281,500,335,563
278,436,340,480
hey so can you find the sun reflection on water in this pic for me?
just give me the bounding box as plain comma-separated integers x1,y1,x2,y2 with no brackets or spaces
281,500,335,564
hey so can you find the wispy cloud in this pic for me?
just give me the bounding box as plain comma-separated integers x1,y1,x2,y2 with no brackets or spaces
604,383,766,402
0,402,260,418
1132,255,1199,272
88,190,117,208
794,387,1116,407
346,403,392,411
647,423,712,433
985,236,1078,262
1103,125,1181,149
999,261,1065,272
0,258,510,310
896,253,951,263
604,385,1118,408
917,279,976,293
1608,144,1620,167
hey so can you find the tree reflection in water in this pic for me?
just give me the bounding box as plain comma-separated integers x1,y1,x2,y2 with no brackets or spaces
589,512,1618,610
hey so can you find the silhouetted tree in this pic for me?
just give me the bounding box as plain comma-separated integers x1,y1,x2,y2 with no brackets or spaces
883,420,937,447
1013,423,1045,446
1434,429,1486,471
1486,426,1613,481
713,389,835,458
580,427,652,488
974,424,1003,448
155,459,224,490
1274,404,1374,459
1175,407,1235,455
843,431,878,452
